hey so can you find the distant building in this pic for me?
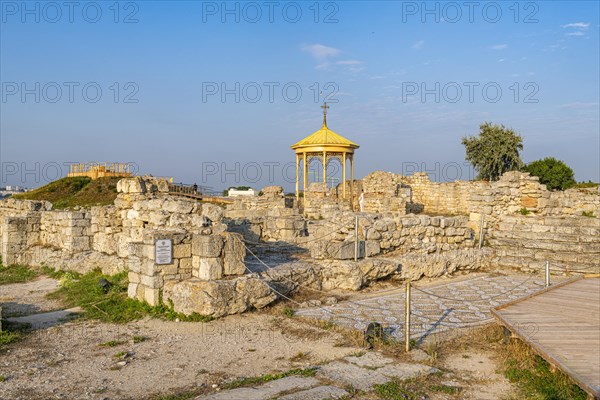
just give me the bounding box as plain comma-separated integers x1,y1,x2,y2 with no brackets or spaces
228,188,256,197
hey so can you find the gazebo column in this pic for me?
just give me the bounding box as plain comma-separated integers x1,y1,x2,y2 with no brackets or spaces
342,152,347,199
295,153,300,200
303,152,308,193
350,154,355,210
322,151,327,184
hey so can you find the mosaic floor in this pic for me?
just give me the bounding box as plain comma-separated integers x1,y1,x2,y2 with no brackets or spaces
295,274,548,341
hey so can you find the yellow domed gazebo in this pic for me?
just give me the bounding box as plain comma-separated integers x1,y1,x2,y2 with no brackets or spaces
291,102,359,201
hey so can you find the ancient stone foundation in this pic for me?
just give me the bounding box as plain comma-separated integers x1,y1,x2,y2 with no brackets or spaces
0,178,277,317
1,171,598,318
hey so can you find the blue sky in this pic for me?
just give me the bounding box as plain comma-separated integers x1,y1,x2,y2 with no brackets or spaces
1,0,598,191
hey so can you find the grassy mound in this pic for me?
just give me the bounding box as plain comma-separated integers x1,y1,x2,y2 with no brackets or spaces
12,176,120,209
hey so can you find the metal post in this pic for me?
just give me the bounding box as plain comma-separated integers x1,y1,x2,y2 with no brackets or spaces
405,281,411,352
354,215,359,262
545,261,550,288
478,213,485,249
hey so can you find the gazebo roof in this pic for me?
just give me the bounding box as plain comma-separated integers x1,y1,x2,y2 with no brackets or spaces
291,123,359,150
291,103,359,152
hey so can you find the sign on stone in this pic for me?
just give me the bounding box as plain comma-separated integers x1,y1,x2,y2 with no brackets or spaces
155,239,173,265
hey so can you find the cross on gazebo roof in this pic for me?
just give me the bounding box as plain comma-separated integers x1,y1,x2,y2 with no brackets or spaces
321,101,330,127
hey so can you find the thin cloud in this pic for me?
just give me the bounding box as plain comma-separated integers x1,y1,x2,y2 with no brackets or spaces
336,60,365,73
561,22,590,29
412,40,425,49
561,22,590,37
301,44,341,60
491,44,508,50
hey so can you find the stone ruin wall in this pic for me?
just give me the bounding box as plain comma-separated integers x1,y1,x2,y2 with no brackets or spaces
357,170,598,235
0,178,276,317
294,170,598,275
489,214,599,274
224,185,307,243
306,213,476,260
1,172,598,317
302,182,353,219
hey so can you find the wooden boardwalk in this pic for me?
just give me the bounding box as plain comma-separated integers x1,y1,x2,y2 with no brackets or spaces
170,191,233,205
492,277,600,399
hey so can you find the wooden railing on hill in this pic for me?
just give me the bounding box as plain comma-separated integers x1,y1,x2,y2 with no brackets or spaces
168,183,233,205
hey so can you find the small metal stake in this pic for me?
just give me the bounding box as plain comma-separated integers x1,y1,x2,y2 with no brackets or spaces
545,261,550,288
405,281,411,352
354,215,359,262
478,213,485,249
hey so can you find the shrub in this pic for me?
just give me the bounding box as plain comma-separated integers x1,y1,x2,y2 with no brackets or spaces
523,157,576,191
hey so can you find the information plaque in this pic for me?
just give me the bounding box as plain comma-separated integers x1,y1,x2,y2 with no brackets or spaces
155,239,173,265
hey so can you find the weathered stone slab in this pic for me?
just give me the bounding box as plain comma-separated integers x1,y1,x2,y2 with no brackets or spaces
197,376,319,400
344,352,394,368
317,360,437,391
277,385,348,400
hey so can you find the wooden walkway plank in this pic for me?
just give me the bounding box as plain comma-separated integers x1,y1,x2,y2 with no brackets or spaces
492,278,600,399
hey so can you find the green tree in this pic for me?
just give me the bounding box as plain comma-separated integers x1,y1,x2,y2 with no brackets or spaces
462,122,524,181
523,157,575,191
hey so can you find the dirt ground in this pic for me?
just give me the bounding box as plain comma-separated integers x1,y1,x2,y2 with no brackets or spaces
0,275,517,400
0,277,63,317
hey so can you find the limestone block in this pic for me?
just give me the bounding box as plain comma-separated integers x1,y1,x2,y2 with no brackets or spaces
327,241,356,260
192,234,224,257
146,198,165,211
126,209,140,220
148,211,169,226
127,282,139,299
117,177,146,194
94,233,117,255
173,244,192,258
66,236,91,252
365,240,381,257
179,257,192,271
193,257,223,280
141,258,161,275
163,199,194,214
521,196,538,208
202,203,224,223
160,263,179,275
163,276,276,317
222,232,246,275
128,271,140,283
141,273,163,289
169,213,192,227
144,288,160,306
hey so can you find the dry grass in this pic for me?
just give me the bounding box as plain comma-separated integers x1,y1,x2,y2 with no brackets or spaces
13,177,120,209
